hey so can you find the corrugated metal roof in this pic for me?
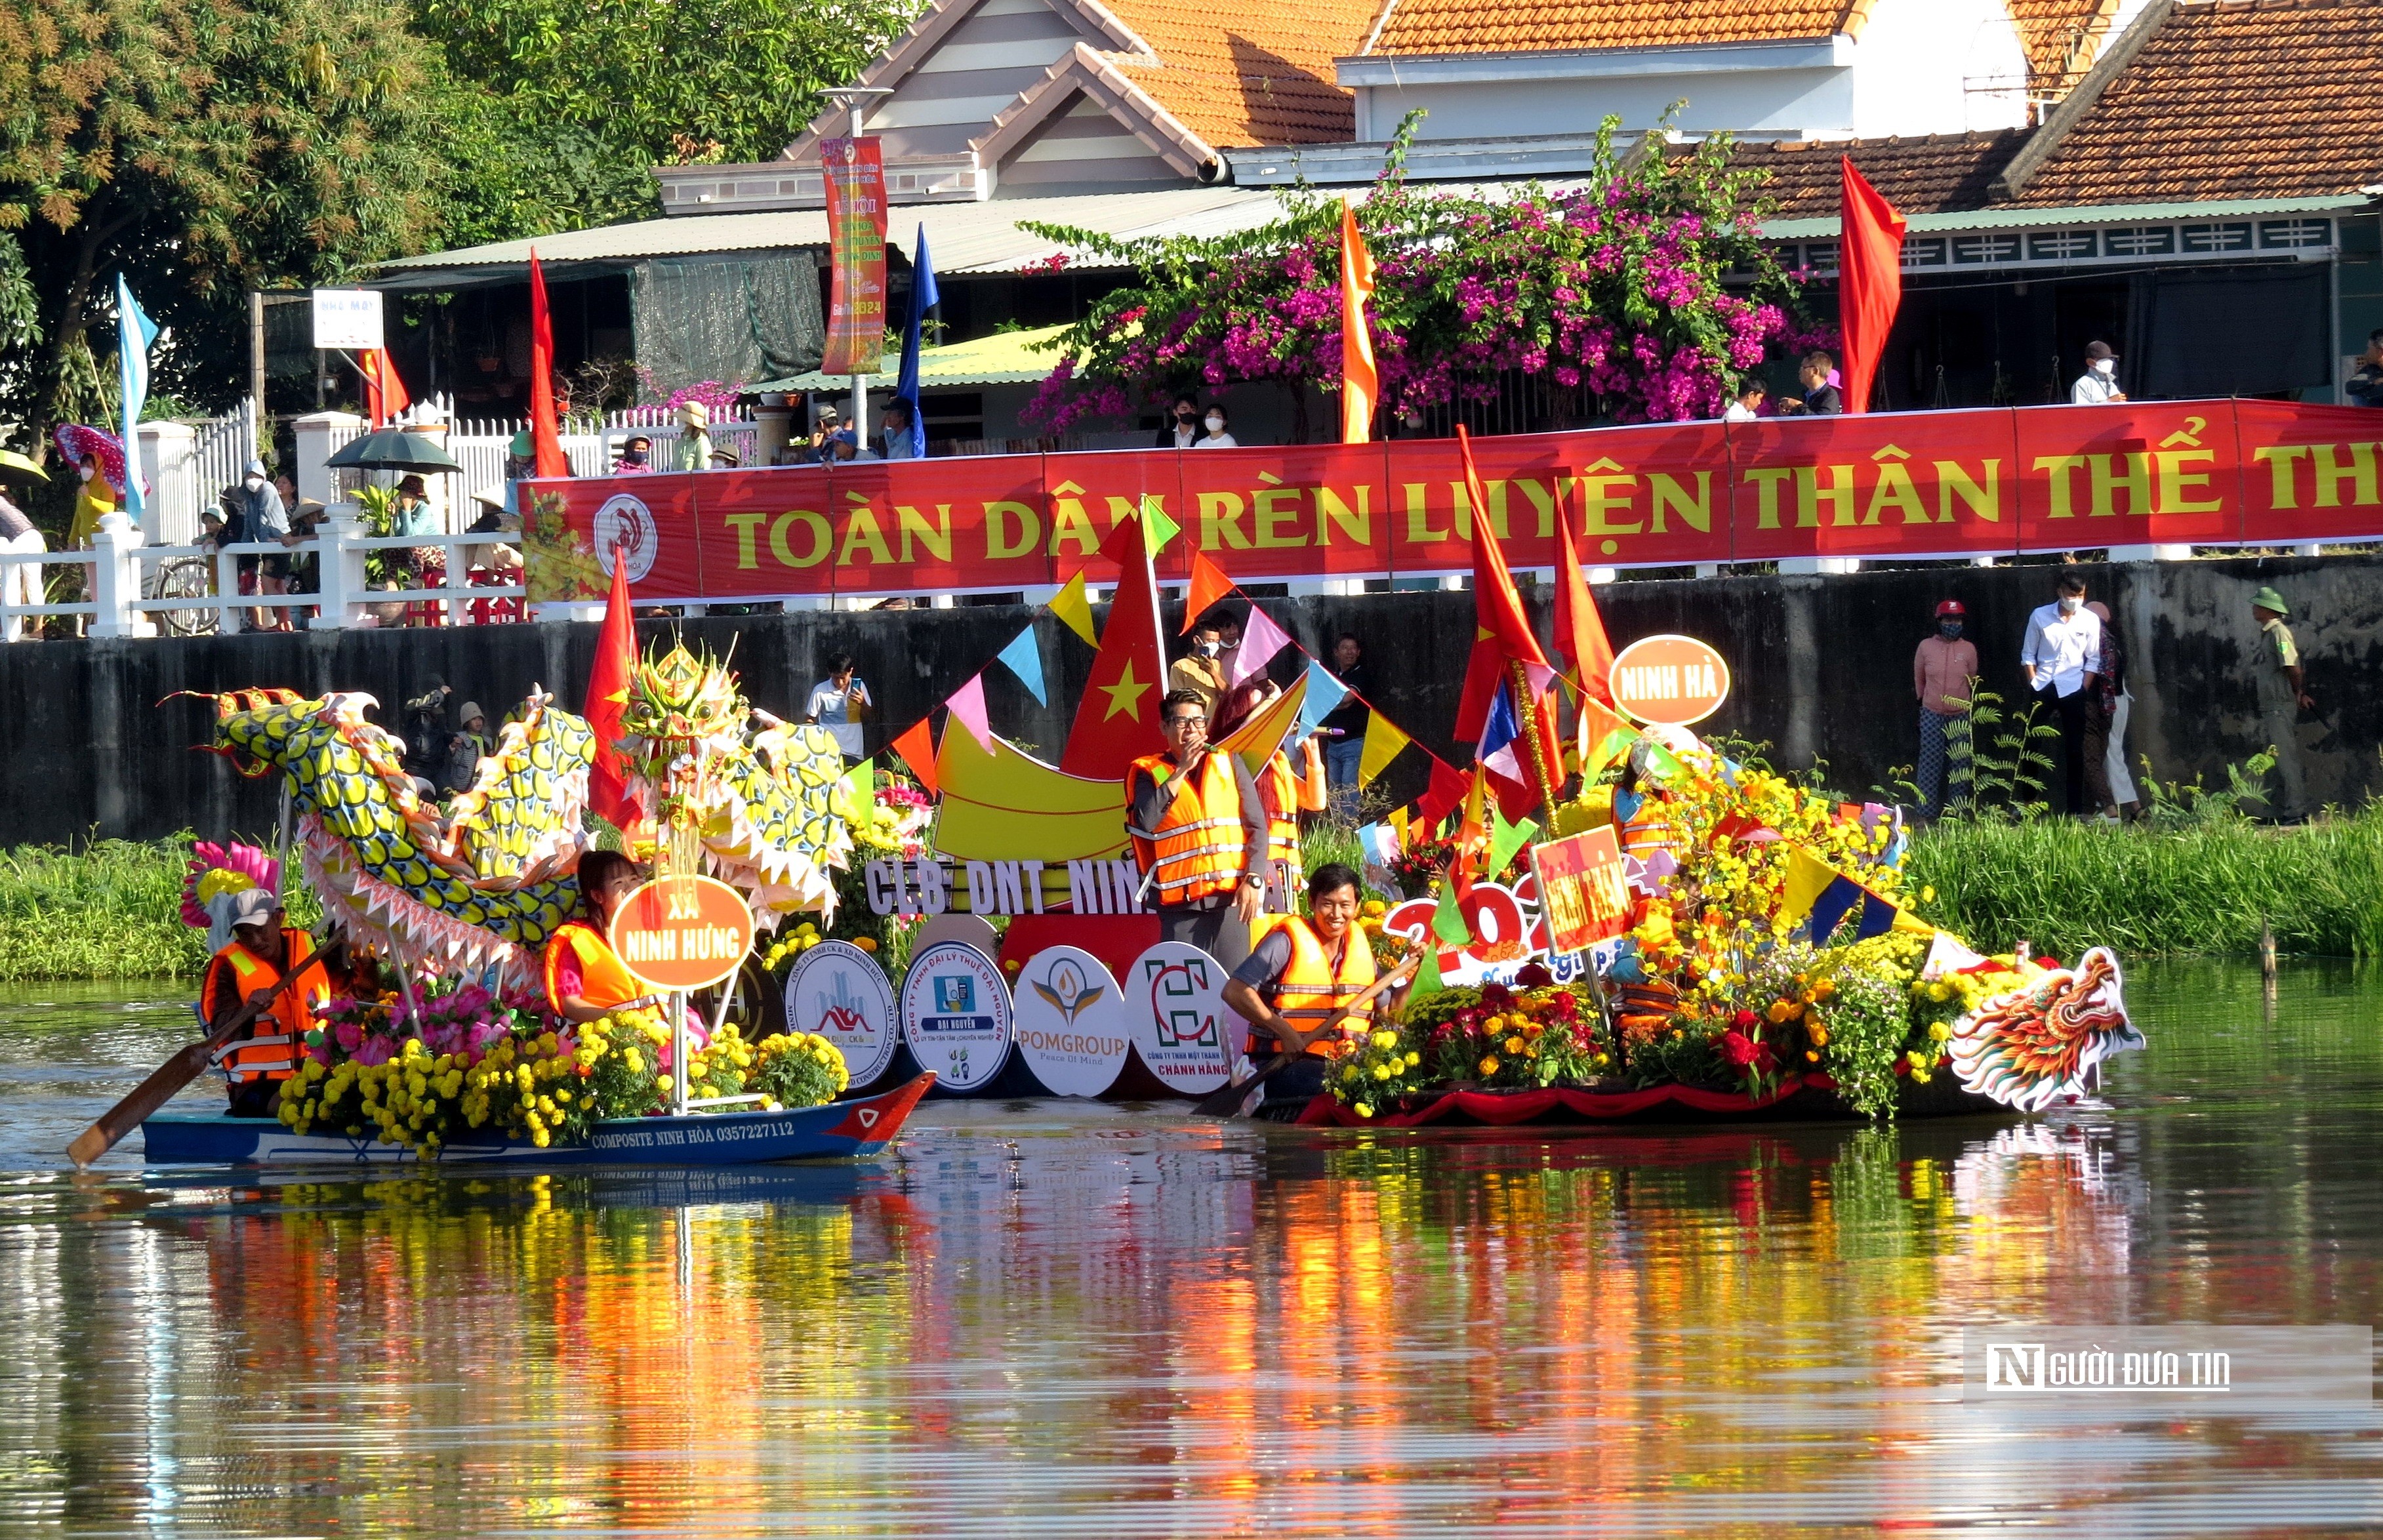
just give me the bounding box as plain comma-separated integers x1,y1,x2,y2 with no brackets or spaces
755,323,1074,391
372,186,1283,289
1760,192,2373,239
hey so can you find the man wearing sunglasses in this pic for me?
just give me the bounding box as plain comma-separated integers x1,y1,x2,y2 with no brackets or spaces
1126,690,1269,961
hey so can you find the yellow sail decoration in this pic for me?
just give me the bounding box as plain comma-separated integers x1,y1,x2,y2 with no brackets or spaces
933,720,1128,862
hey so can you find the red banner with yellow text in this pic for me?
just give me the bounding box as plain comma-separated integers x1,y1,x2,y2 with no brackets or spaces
518,399,2378,605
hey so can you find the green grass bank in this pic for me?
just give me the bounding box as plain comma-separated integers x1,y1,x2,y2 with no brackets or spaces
2,813,2378,985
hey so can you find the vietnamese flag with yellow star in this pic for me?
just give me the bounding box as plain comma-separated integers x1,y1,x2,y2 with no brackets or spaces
1058,514,1166,780
584,549,643,832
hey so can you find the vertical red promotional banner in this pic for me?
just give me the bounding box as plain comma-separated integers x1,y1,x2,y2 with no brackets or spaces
1727,410,2021,563
2232,399,2383,546
1169,442,1395,583
2012,402,2244,552
691,465,838,600
1040,450,1189,584
827,454,1053,596
819,138,888,378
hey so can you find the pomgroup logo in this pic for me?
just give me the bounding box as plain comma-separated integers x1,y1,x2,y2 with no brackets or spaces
1012,945,1130,1097
594,492,659,583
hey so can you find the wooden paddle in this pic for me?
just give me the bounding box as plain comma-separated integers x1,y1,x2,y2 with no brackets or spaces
66,941,342,1169
1194,953,1419,1119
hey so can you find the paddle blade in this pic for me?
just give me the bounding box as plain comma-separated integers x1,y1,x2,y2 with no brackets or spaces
66,1042,214,1168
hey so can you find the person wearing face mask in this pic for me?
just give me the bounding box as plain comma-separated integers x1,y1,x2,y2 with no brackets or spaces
614,434,654,474
2021,573,2109,817
1192,403,1238,449
230,458,293,632
1156,395,1201,449
1167,611,1231,719
2071,341,2127,405
1912,600,1978,820
68,453,115,636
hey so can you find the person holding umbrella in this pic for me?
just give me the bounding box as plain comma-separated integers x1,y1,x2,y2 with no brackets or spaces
56,424,128,638
0,448,47,642
322,424,464,626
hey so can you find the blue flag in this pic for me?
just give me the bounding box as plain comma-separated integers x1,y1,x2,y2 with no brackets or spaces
1300,659,1349,733
895,226,939,460
115,274,158,523
995,624,1045,704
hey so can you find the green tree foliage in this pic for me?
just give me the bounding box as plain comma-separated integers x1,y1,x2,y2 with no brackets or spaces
0,0,453,432
412,0,927,229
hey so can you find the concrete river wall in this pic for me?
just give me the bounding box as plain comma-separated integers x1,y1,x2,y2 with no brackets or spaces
1,554,2371,847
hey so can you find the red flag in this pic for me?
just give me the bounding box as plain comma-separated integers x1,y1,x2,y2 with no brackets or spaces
1058,516,1166,781
361,350,410,428
891,717,939,798
584,548,639,831
1452,425,1552,743
1339,198,1377,445
1181,548,1233,634
527,248,570,479
1414,758,1471,834
1839,157,1907,416
1553,509,1616,706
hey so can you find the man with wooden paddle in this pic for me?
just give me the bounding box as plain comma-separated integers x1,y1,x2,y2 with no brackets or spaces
66,891,341,1167
1211,862,1417,1119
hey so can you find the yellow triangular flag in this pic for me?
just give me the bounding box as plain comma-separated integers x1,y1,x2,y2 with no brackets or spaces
1047,571,1097,647
1357,712,1410,788
1213,675,1309,773
1778,845,1841,927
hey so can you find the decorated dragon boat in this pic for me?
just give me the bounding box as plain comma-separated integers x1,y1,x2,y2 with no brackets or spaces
108,492,2141,1167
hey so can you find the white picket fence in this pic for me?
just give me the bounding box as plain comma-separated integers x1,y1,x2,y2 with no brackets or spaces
0,512,525,641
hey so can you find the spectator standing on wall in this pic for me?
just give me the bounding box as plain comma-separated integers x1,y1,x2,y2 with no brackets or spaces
1911,600,1977,820
805,653,872,760
1777,352,1840,415
1167,611,1231,719
2348,331,2383,406
1319,633,1372,816
2251,586,2315,821
2071,342,2128,405
1156,395,1201,449
2020,572,2110,817
440,702,493,796
401,683,452,792
880,400,922,460
2085,600,2140,822
676,401,713,471
1722,382,1765,422
234,459,293,633
1193,403,1238,448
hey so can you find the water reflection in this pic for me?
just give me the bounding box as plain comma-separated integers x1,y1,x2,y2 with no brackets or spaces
0,960,2377,1534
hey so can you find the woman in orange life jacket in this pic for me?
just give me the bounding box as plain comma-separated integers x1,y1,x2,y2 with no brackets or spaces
1214,676,1328,914
202,888,335,1117
544,850,662,1024
1221,862,1417,1114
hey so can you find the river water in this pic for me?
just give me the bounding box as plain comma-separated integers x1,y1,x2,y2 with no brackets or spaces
0,959,2376,1535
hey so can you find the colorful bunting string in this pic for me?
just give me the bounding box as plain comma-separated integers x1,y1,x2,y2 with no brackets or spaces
1299,659,1349,733
1358,713,1411,788
995,624,1046,705
947,674,996,756
1183,549,1233,632
891,717,939,798
1047,571,1097,647
1227,604,1292,689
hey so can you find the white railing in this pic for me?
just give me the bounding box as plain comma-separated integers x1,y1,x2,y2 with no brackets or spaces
0,512,527,639
186,398,258,539
441,396,761,499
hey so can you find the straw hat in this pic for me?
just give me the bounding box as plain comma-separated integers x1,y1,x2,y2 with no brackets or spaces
676,399,710,428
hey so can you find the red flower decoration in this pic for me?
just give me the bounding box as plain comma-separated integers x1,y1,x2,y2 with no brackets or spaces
1732,1009,1759,1030
1514,962,1555,990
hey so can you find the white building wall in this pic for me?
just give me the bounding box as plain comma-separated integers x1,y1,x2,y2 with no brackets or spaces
1851,0,2030,136
1358,68,1855,139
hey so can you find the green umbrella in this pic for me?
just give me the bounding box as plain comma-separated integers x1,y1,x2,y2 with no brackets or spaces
323,428,464,474
0,449,46,480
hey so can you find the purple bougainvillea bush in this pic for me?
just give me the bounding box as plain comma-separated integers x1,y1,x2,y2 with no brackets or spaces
1021,113,1829,433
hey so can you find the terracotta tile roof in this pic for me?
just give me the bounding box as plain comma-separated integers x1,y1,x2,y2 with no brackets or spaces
2005,0,2125,94
1722,131,2031,220
2007,0,2383,206
1099,0,1376,145
1366,0,1871,58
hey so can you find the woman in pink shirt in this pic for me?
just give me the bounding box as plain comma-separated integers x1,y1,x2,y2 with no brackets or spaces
1913,599,1979,817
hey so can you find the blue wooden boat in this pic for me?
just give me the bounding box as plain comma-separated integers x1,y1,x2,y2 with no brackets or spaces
139,1073,934,1168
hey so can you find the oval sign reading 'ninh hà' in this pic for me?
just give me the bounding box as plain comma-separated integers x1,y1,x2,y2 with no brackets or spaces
1608,634,1732,727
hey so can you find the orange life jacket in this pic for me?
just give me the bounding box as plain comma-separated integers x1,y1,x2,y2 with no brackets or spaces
1618,791,1682,862
1248,914,1377,1059
1127,750,1247,906
203,931,326,1084
542,918,645,1017
1257,740,1328,868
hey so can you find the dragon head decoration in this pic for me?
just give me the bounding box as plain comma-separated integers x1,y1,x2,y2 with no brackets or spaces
1946,946,2142,1112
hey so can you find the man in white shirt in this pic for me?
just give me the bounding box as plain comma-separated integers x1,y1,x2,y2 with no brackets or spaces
1722,382,1765,422
2020,572,2110,816
804,653,872,760
2071,341,2127,405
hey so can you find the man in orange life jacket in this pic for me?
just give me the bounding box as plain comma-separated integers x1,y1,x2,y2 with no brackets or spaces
202,889,333,1117
1222,862,1416,1110
544,850,664,1024
1126,689,1269,962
